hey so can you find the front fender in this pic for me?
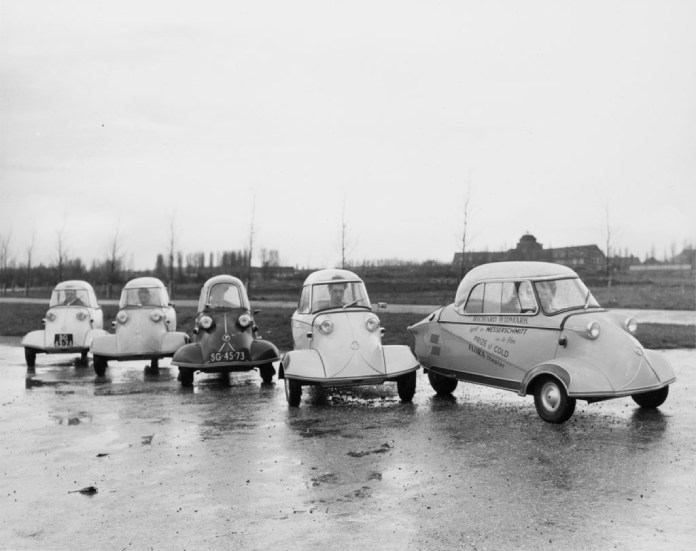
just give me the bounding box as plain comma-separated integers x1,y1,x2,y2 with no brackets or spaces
382,345,420,376
171,342,204,366
21,330,46,350
644,349,676,384
250,339,280,363
90,334,118,356
161,332,189,354
521,357,616,397
282,349,326,380
84,329,109,349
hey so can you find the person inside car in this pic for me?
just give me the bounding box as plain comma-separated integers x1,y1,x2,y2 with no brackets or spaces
209,284,237,308
328,280,347,308
137,288,152,306
62,289,85,306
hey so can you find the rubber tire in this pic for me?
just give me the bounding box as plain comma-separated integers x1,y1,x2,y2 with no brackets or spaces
397,371,417,403
259,364,275,384
533,377,576,424
427,371,458,395
25,348,37,369
93,355,108,377
179,368,194,387
632,386,669,408
285,378,302,407
77,352,89,366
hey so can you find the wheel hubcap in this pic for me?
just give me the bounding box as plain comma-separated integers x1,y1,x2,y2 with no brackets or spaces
541,383,560,412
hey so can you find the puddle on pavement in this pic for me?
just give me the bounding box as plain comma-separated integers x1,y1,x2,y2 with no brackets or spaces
50,411,93,425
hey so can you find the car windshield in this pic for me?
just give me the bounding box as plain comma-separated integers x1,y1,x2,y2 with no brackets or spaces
206,283,243,309
50,288,91,307
534,278,600,314
311,281,370,312
120,287,168,308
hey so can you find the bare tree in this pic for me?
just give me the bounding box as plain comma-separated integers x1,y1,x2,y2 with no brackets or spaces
25,232,35,296
339,198,356,269
246,193,256,291
603,203,618,288
167,214,177,296
56,224,68,282
106,225,123,298
458,179,473,278
0,231,12,295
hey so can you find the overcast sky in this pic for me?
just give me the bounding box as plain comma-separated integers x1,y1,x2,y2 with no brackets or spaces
1,0,695,271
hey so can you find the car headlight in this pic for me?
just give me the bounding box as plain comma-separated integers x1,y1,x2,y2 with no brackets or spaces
238,313,252,328
76,310,87,321
317,317,334,335
150,310,163,322
586,320,600,339
624,316,638,334
365,315,380,332
116,311,129,324
46,311,56,322
199,315,213,330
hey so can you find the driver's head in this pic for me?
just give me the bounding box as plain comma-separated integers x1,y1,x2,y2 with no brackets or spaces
138,288,150,304
328,277,346,305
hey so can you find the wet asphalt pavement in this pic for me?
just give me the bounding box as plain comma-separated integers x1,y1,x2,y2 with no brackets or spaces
0,344,694,551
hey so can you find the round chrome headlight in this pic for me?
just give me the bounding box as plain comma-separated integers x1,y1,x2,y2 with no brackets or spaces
46,311,56,322
238,313,252,328
116,311,129,324
365,315,380,332
586,320,600,339
150,310,163,322
624,316,638,334
199,315,213,329
317,317,334,335
76,310,87,321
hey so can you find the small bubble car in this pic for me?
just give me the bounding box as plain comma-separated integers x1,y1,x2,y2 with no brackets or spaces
171,274,280,387
21,280,107,369
280,269,420,406
90,277,188,376
408,262,676,423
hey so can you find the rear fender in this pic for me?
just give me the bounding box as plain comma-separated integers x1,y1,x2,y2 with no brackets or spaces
281,349,325,380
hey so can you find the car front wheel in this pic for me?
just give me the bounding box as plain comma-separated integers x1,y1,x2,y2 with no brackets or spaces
25,348,37,369
259,364,275,384
93,355,108,377
285,378,302,407
397,371,417,402
632,386,669,408
178,368,194,387
427,371,458,395
533,377,576,424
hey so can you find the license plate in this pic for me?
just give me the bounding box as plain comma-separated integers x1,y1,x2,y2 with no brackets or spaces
54,334,73,347
209,351,247,363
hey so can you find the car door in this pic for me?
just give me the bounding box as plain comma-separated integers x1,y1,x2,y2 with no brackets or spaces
291,285,313,350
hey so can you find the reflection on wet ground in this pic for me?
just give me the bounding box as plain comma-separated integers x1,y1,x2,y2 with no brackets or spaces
0,347,694,550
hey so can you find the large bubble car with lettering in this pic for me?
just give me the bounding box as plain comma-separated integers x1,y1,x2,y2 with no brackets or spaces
171,274,280,387
408,262,675,423
280,269,420,407
90,277,189,376
21,280,107,370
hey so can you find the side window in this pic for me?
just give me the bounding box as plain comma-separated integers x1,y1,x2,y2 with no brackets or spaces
482,282,503,313
517,281,537,313
297,286,311,314
463,283,485,313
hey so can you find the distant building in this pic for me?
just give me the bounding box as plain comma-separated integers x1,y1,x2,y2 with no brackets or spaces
453,233,607,273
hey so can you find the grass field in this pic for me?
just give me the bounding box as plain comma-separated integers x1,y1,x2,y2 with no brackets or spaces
1,302,693,350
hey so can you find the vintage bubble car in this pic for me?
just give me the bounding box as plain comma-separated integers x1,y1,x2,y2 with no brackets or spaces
280,269,420,406
21,280,107,369
408,262,676,423
171,274,280,387
90,277,189,376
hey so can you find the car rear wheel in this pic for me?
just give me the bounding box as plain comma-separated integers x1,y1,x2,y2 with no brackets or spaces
632,386,669,408
77,352,89,367
24,348,37,369
259,364,275,384
397,371,417,402
427,371,458,395
533,377,576,424
285,378,302,407
178,368,194,387
93,355,108,377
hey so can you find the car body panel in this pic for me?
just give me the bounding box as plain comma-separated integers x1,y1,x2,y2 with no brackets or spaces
171,275,279,374
21,280,106,356
283,269,419,387
409,261,675,413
